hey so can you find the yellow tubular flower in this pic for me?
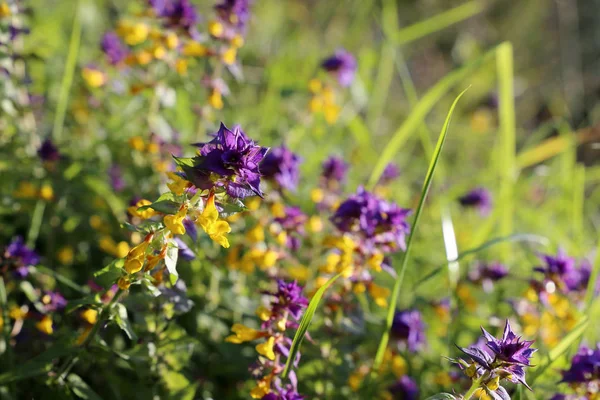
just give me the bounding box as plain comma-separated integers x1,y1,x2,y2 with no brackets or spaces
208,21,224,37
246,225,265,243
391,355,407,377
182,41,207,57
256,306,272,321
82,67,106,88
166,172,190,195
225,323,262,343
39,184,54,201
127,199,158,219
221,47,237,65
36,316,53,335
81,309,98,325
118,276,131,290
368,252,384,272
164,206,188,236
231,34,244,48
250,376,272,399
198,195,231,248
208,90,224,109
255,336,276,360
369,283,391,308
165,32,179,49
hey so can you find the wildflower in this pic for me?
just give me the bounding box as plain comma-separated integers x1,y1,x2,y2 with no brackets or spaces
457,320,536,393
82,65,107,88
101,32,128,65
260,145,302,192
149,0,199,33
534,249,578,294
189,123,269,199
2,236,39,278
41,291,67,313
215,0,252,34
36,315,54,335
391,309,427,352
321,48,356,87
379,162,400,185
468,262,509,292
124,236,152,274
39,184,54,201
81,309,98,325
256,336,276,360
197,194,231,248
321,156,348,185
388,376,419,400
37,139,61,162
331,187,411,254
109,164,126,192
225,323,263,343
369,282,390,307
459,187,492,216
553,344,600,398
273,206,307,251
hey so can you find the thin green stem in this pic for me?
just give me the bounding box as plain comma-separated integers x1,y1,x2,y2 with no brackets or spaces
463,378,482,400
52,1,82,142
26,200,45,248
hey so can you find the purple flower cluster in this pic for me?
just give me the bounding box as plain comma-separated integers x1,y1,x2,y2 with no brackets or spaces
533,250,596,296
379,162,400,185
187,123,269,199
37,139,61,162
260,145,301,192
2,237,40,278
458,187,492,216
321,48,356,87
391,309,427,353
149,0,199,33
331,187,411,253
468,262,509,292
388,376,419,400
321,156,348,185
215,0,252,33
457,321,536,394
41,291,67,313
101,32,129,65
274,206,307,251
552,344,600,399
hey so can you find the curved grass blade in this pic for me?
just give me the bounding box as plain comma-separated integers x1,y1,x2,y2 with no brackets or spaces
366,46,499,189
372,88,469,371
528,316,589,385
282,272,343,379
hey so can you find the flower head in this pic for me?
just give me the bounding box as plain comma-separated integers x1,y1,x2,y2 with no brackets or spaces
321,48,356,87
269,280,308,320
388,376,419,400
215,0,252,32
2,236,39,278
379,162,400,184
534,250,580,293
149,0,199,33
189,123,269,199
331,187,411,253
37,139,60,162
391,309,426,352
468,262,509,292
260,145,302,192
101,31,128,65
321,156,348,183
459,187,492,215
560,344,600,384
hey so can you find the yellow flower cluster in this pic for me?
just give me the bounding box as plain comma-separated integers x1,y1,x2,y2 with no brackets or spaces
197,194,231,248
13,182,54,201
308,79,341,124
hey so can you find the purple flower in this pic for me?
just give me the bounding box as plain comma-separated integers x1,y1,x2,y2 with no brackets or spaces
149,0,199,32
458,187,492,216
109,164,126,192
174,238,195,261
379,162,400,184
101,32,128,65
269,280,308,321
391,309,426,352
560,344,600,384
388,376,419,400
321,156,348,183
274,207,306,251
321,49,356,87
2,237,39,279
41,291,67,313
260,146,302,192
187,123,269,198
534,250,579,293
331,187,411,253
215,0,251,32
468,262,508,292
37,139,60,162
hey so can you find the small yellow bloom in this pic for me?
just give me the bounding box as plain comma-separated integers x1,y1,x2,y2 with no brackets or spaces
323,103,341,124
473,388,492,400
221,47,237,65
82,67,106,88
129,136,146,151
367,252,384,272
225,323,262,343
208,20,224,37
14,181,38,198
486,376,500,391
246,225,265,243
309,96,323,113
353,282,366,294
89,215,103,230
250,376,272,399
287,265,310,282
115,241,130,258
182,41,207,57
276,318,287,331
166,172,190,195
262,250,278,268
0,2,11,17
231,34,244,48
255,336,276,360
391,355,407,377
124,258,143,274
175,58,188,75
208,90,224,109
369,283,391,308
81,308,98,325
198,195,231,248
57,246,74,265
118,276,131,290
39,184,54,201
153,45,167,59
9,305,28,320
308,215,323,233
309,78,322,94
125,23,149,45
165,32,179,49
256,306,272,321
271,202,286,218
36,315,53,335
164,205,188,236
136,50,152,65
246,197,261,211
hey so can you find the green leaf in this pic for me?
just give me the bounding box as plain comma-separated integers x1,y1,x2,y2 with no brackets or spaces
67,374,103,400
93,259,124,289
112,303,137,341
172,156,195,168
165,245,179,285
138,199,181,215
425,394,457,400
141,278,162,297
218,197,248,218
372,88,469,370
282,272,344,379
65,294,101,314
528,316,589,385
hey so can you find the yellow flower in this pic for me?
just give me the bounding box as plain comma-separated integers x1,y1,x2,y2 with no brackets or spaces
208,90,224,109
208,21,224,37
36,315,53,335
275,318,287,331
124,23,149,45
129,136,146,151
486,376,500,391
57,246,74,265
225,323,262,343
262,250,278,269
198,195,231,248
391,355,407,377
221,47,237,65
128,199,158,220
256,306,272,321
81,309,98,325
368,252,384,272
152,45,166,59
287,265,310,282
0,2,11,17
13,181,37,198
175,58,188,75
246,224,265,243
255,336,276,360
271,202,286,218
369,283,391,308
118,276,131,290
182,41,207,57
82,67,106,88
124,240,150,274
308,215,323,233
135,50,152,65
166,172,190,195
231,34,244,48
39,184,54,201
310,188,324,203
9,305,28,320
353,282,366,294
165,32,179,49
250,375,272,399
164,205,188,236
308,78,322,94
473,388,492,400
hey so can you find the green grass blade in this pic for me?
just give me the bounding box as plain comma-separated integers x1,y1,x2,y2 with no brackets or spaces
496,43,516,258
528,316,589,385
441,208,460,288
372,88,469,370
392,1,485,45
367,46,499,189
52,1,82,142
584,236,600,310
282,272,344,379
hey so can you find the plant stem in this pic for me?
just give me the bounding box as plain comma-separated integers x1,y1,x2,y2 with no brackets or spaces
53,288,124,383
463,378,482,400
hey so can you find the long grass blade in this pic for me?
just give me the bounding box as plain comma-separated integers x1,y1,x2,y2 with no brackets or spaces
367,46,499,188
441,208,460,288
372,88,469,370
496,43,516,260
584,236,600,310
282,272,343,379
528,316,589,385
